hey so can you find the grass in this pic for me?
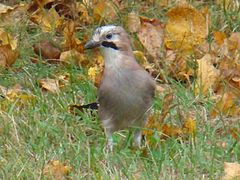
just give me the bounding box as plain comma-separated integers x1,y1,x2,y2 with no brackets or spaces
0,0,240,179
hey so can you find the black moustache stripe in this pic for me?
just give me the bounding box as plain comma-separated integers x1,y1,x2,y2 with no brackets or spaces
101,41,119,50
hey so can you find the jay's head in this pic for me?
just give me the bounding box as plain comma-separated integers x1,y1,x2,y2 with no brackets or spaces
84,25,132,52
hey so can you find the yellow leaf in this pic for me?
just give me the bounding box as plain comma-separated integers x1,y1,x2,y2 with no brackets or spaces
195,54,220,96
60,50,88,66
213,31,227,46
30,8,64,32
62,20,84,53
0,3,27,26
0,45,18,67
210,92,240,118
93,1,117,22
0,4,13,14
183,118,196,135
162,124,183,138
223,162,240,180
39,78,60,93
0,84,35,109
164,2,208,53
125,12,141,33
43,160,72,180
227,32,240,52
0,28,18,50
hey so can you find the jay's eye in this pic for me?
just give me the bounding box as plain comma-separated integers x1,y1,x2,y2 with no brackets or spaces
106,34,112,39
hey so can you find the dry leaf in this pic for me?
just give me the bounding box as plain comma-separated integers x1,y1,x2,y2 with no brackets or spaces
0,3,27,26
76,2,93,25
182,118,196,136
62,20,84,53
0,28,18,50
60,49,88,66
227,32,240,52
195,54,220,96
43,160,72,180
39,78,60,93
30,7,64,32
33,40,61,60
0,45,18,67
210,92,240,118
125,12,141,33
213,31,227,46
0,84,35,109
137,17,164,59
93,1,117,23
223,162,240,180
164,2,207,53
161,124,183,138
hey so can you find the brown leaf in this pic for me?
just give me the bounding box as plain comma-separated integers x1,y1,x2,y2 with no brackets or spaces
0,84,35,109
0,3,27,26
125,12,141,33
164,2,208,53
33,41,61,61
137,17,164,59
43,160,72,180
213,31,227,46
59,49,88,66
223,162,240,180
62,20,84,53
0,45,18,67
30,7,64,32
210,92,240,118
161,124,183,138
195,54,220,96
93,1,117,23
39,78,60,93
227,32,240,52
182,118,196,136
0,28,18,50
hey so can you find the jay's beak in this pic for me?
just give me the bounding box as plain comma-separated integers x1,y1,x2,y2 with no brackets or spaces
84,40,100,49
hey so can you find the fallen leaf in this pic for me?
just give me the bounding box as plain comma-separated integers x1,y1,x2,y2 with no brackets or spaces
62,20,84,53
39,78,60,93
0,45,18,67
182,118,196,136
164,2,208,53
223,162,240,180
125,12,141,33
0,3,27,26
93,1,117,23
59,49,88,66
76,2,93,25
30,7,64,32
0,28,18,50
43,160,72,180
227,32,240,52
210,92,240,118
195,54,220,96
213,31,227,46
33,40,61,61
0,84,35,109
137,17,164,59
161,124,183,138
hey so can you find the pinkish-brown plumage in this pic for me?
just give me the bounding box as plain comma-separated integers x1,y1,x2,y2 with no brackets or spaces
85,25,155,150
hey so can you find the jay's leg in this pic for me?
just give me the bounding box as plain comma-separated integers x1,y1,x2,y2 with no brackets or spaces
105,129,113,152
134,129,142,148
